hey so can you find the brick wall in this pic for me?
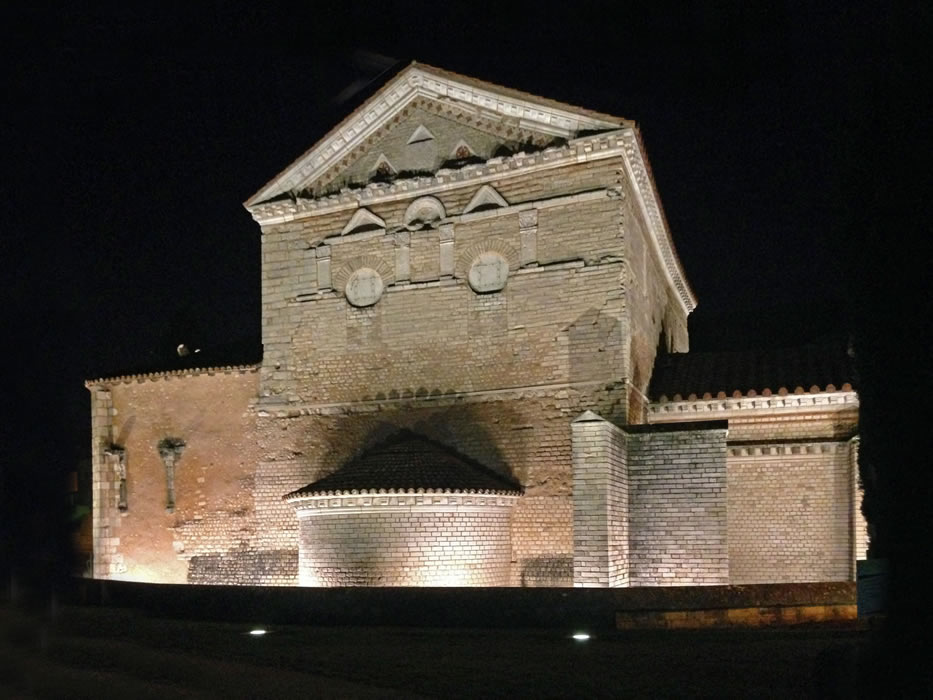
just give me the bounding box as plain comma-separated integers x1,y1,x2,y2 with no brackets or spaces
571,412,629,587
249,155,671,587
295,497,515,586
511,496,573,586
572,414,728,588
622,174,689,422
649,400,864,583
851,438,869,561
89,369,265,584
727,445,853,583
627,423,729,586
90,386,120,579
256,159,636,409
251,390,626,587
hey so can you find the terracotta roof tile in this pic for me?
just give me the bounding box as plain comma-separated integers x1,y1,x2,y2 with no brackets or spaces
649,339,855,401
287,430,522,498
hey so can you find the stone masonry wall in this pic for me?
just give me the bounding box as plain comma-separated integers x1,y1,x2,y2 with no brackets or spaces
627,424,729,586
297,506,513,586
90,369,271,584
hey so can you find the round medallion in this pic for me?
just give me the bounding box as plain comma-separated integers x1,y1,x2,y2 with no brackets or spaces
468,252,509,293
345,268,384,307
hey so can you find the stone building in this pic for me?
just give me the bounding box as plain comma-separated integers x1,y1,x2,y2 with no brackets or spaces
86,63,865,588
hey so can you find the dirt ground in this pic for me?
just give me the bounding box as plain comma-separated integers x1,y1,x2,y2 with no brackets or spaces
1,604,864,698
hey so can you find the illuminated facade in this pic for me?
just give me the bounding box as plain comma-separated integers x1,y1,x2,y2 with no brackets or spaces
86,63,865,587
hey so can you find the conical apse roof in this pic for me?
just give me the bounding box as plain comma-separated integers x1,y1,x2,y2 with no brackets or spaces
285,430,522,499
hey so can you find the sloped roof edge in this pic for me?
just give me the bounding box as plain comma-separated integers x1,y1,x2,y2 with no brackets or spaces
285,429,523,499
244,61,632,208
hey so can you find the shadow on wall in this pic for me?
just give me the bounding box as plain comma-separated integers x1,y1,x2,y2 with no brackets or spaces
316,403,526,484
565,307,623,380
520,556,573,587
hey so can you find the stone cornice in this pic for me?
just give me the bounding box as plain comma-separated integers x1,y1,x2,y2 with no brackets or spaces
247,131,625,224
619,129,696,313
287,490,521,515
647,391,859,419
245,63,626,208
727,441,851,459
85,364,260,388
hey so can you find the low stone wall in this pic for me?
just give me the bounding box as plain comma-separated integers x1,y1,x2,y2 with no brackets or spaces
616,605,856,629
72,580,856,629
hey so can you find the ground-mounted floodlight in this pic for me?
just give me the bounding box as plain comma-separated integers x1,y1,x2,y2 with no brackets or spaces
249,628,267,636
572,632,591,641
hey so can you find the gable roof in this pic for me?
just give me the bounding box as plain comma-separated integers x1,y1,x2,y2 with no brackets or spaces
648,338,856,401
285,430,523,498
245,61,632,207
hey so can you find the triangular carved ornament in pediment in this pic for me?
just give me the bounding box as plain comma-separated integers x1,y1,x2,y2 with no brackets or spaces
341,208,386,236
463,185,509,214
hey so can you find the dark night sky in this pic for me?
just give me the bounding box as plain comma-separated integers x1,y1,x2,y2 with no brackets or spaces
2,4,928,594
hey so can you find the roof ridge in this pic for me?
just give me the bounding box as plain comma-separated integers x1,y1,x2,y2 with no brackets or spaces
85,363,260,387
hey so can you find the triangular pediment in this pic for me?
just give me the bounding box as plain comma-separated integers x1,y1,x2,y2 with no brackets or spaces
245,62,630,207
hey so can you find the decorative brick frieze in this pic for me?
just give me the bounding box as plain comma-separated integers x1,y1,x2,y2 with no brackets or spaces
288,491,520,513
248,135,624,224
648,391,859,418
254,380,614,418
727,441,848,458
